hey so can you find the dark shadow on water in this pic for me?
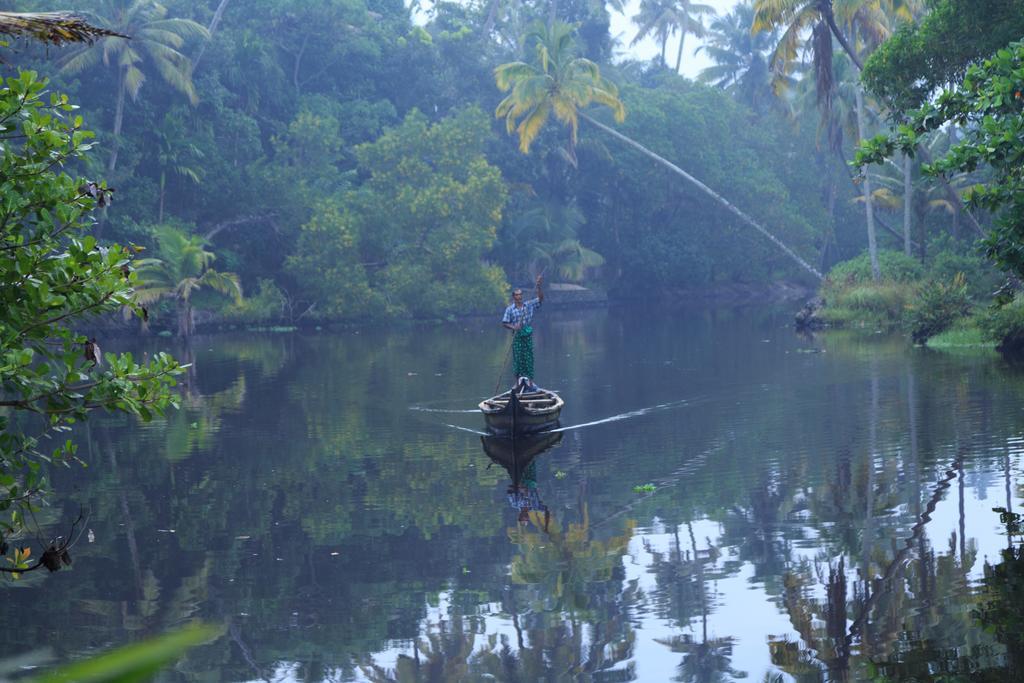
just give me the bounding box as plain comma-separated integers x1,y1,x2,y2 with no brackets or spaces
480,431,563,484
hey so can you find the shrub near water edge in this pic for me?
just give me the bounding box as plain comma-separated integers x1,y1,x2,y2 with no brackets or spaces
820,251,923,329
907,273,971,344
980,295,1024,353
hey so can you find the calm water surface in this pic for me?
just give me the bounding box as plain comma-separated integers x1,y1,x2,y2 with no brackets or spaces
6,303,1024,681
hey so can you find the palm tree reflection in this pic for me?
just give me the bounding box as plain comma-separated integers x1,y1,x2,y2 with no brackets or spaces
652,522,742,683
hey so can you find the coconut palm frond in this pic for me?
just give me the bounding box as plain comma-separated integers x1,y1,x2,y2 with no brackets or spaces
132,285,173,306
136,27,187,50
198,270,242,302
124,64,146,100
56,43,102,74
148,45,199,103
142,18,209,41
0,11,125,45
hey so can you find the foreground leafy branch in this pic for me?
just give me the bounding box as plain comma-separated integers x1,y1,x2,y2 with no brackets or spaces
0,71,182,568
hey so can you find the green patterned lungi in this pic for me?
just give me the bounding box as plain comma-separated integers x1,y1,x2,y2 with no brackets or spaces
512,325,534,379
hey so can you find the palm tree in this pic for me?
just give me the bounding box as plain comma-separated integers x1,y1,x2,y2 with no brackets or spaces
505,199,604,282
134,226,241,337
753,1,863,78
495,22,823,279
0,11,121,44
696,2,777,112
655,523,742,683
631,0,676,67
58,1,208,173
496,21,625,157
862,131,976,256
153,113,203,222
669,0,715,73
753,0,890,279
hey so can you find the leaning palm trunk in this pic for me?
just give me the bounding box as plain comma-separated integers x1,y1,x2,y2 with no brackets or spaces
675,33,685,73
580,112,823,280
191,0,231,74
854,86,881,282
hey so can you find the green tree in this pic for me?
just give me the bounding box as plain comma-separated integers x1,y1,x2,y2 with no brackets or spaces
495,21,823,279
501,198,604,283
0,72,181,570
857,41,1024,282
496,21,625,158
284,197,380,320
287,108,509,319
134,225,242,337
57,0,208,173
862,0,1024,111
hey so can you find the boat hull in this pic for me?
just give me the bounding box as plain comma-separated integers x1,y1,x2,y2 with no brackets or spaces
479,387,563,436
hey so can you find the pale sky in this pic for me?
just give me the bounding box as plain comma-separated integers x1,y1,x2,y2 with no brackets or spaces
411,0,744,80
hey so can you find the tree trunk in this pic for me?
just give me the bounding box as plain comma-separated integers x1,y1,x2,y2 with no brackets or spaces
158,170,166,223
192,0,231,74
109,68,127,174
293,34,308,93
855,86,881,282
580,112,823,280
178,299,194,337
674,32,685,73
481,0,500,35
903,153,913,256
660,34,667,66
822,2,862,70
548,0,557,30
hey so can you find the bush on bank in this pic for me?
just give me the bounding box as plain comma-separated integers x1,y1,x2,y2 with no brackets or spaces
818,250,986,343
819,251,923,330
978,295,1024,353
815,247,1024,352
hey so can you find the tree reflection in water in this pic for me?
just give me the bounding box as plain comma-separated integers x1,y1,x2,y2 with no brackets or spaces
361,432,639,682
15,320,1024,681
652,522,743,683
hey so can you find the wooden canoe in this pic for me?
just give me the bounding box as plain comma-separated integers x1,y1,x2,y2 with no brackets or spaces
478,386,563,436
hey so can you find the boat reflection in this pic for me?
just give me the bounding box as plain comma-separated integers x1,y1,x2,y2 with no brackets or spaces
479,430,563,485
480,431,562,525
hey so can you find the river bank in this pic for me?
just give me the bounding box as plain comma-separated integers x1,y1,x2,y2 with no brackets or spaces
85,280,816,338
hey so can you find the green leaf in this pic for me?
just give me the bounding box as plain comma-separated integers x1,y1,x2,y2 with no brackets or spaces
32,623,221,683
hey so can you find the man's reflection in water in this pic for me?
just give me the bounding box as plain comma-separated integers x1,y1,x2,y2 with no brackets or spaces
507,457,550,531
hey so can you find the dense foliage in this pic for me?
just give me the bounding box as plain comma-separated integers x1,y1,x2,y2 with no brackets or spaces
862,0,1024,111
859,42,1024,282
0,72,180,567
3,0,910,331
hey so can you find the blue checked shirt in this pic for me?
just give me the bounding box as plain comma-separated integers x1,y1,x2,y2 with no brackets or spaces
502,298,541,328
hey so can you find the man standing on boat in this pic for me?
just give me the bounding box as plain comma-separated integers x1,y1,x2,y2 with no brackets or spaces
502,275,544,382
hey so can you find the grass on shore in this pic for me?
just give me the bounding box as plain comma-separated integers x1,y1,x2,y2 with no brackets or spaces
925,322,996,350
